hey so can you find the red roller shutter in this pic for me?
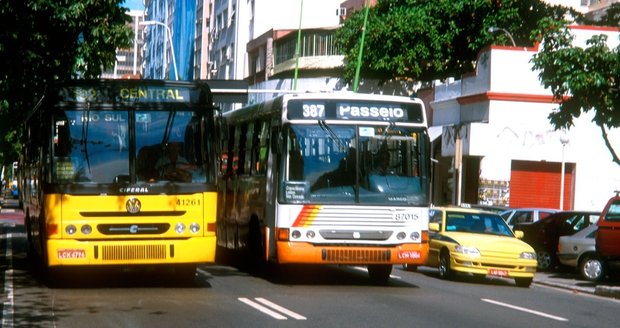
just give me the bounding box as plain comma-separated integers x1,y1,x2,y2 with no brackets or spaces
510,160,573,209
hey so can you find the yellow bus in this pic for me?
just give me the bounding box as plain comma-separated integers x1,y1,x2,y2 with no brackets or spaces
21,79,220,281
218,93,431,283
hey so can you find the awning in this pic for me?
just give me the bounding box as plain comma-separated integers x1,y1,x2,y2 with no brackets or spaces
429,126,443,142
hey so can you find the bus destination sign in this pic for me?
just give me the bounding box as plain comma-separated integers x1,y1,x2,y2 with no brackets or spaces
57,85,192,104
287,99,423,123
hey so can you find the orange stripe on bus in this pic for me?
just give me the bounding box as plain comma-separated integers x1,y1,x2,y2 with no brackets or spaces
292,205,321,227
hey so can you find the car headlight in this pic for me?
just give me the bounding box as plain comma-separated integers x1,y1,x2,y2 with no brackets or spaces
520,252,537,260
455,245,480,257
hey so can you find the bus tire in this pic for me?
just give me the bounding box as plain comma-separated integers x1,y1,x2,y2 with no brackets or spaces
174,264,197,284
402,263,417,272
246,218,266,274
368,264,392,284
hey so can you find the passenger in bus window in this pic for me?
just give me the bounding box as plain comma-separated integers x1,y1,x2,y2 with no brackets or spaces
373,150,394,175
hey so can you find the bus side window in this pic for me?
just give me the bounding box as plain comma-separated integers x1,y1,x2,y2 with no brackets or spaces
233,125,245,175
258,120,270,174
252,120,270,175
244,123,254,174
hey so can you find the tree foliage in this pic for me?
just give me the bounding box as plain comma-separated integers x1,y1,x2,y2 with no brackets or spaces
335,0,575,83
0,0,132,165
530,9,620,166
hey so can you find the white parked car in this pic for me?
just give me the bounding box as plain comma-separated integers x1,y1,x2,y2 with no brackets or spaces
557,225,603,281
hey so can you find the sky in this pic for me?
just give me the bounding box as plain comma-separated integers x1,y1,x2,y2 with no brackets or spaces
123,0,144,11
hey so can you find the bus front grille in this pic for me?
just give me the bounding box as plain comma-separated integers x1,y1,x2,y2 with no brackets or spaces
101,245,167,261
321,248,390,263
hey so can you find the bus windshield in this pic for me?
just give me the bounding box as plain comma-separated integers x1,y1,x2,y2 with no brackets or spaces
281,123,428,206
52,109,208,184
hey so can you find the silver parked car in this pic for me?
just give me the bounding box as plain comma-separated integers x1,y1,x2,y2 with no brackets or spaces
500,208,558,228
557,225,603,281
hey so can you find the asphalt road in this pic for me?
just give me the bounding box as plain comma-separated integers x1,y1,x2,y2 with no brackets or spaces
1,203,620,328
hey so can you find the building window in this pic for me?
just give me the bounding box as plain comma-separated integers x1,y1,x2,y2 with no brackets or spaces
273,31,340,65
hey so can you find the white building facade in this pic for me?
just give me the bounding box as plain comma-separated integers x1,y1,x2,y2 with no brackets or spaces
431,25,620,211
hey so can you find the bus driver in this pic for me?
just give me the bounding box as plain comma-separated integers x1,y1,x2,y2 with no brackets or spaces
156,142,194,182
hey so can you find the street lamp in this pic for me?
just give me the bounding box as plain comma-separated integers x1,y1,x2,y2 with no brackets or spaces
488,27,516,47
141,20,179,80
559,133,570,210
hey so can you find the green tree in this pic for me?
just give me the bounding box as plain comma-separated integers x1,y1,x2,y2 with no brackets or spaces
335,0,576,83
0,0,132,166
530,13,620,166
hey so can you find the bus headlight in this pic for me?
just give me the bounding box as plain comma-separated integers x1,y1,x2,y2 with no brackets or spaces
65,225,77,235
189,222,200,234
410,232,420,241
175,223,186,234
396,232,406,240
81,224,92,235
291,230,301,239
306,230,315,239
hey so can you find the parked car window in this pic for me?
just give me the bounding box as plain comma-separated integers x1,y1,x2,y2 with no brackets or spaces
539,211,554,220
513,211,532,224
605,200,620,221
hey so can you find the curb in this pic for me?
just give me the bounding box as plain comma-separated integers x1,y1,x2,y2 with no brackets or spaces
534,279,620,299
595,285,620,299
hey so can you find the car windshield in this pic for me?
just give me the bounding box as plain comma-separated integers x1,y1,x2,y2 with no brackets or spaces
279,123,428,205
445,211,514,236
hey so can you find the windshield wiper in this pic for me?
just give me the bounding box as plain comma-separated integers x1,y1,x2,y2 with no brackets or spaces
81,104,92,174
161,110,177,147
319,120,348,152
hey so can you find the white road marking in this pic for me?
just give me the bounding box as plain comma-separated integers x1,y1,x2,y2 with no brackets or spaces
238,297,287,320
2,233,14,328
481,298,568,322
255,297,307,320
238,297,306,320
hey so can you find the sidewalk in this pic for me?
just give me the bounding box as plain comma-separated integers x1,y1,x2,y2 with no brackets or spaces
534,271,620,299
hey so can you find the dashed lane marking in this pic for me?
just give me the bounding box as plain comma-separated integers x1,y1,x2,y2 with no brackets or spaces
238,297,306,320
481,298,568,322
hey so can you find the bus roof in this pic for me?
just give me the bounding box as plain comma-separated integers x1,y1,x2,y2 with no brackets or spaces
224,92,427,125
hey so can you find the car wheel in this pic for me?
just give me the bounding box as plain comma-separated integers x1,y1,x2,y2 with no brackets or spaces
580,255,604,282
515,277,533,288
438,252,452,280
536,250,553,271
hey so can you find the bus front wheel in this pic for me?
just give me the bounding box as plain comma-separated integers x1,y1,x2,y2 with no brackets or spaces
367,264,392,284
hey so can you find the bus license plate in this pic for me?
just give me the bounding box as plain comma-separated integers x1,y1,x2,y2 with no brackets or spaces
57,249,86,259
488,268,509,277
397,250,421,260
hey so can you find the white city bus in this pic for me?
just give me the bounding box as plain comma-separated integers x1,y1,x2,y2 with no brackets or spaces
217,92,431,283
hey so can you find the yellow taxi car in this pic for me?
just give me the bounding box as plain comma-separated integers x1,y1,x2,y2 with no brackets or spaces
426,207,537,287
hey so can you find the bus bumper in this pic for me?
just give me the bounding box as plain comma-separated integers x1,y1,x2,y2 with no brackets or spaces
46,237,216,266
276,241,428,265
